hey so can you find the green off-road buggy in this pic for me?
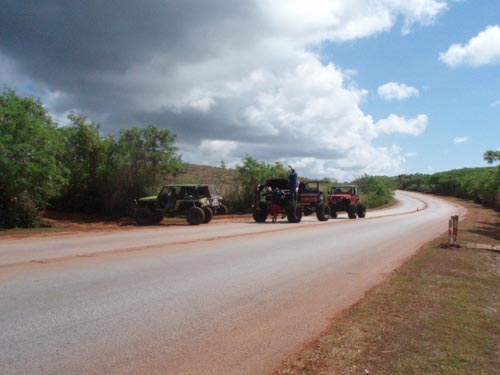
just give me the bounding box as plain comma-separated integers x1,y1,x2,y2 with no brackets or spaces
135,184,221,225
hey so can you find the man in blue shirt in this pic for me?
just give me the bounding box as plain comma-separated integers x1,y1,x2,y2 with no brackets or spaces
288,168,298,202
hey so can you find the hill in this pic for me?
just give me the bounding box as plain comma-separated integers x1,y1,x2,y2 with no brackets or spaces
171,163,240,194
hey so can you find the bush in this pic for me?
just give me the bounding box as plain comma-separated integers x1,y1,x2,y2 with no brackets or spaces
0,88,66,228
352,175,395,208
0,192,39,228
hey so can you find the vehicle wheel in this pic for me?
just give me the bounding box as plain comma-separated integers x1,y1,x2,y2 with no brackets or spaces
202,206,213,224
347,203,357,219
217,204,228,215
135,207,153,226
357,203,366,218
287,203,303,223
316,203,330,221
252,208,268,223
152,215,163,224
329,206,338,218
186,207,205,225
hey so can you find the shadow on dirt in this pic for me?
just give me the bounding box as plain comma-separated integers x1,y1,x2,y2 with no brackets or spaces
467,215,500,242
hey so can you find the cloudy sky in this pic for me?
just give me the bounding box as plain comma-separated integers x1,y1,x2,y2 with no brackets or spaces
1,0,499,180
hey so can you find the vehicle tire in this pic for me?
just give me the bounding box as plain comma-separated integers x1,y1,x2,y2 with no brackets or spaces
287,203,303,223
152,215,163,224
357,203,366,218
202,206,213,224
217,204,228,215
347,203,357,219
329,205,338,218
186,207,205,225
135,207,153,226
252,208,268,223
316,203,330,221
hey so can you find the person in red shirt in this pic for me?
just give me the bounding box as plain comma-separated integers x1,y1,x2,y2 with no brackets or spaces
271,187,283,223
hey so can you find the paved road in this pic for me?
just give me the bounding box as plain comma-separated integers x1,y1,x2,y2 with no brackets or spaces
0,191,465,375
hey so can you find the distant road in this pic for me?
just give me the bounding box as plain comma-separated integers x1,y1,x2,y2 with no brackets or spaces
0,191,465,375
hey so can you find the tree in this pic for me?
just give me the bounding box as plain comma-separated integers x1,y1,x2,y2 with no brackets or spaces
483,150,500,209
99,125,186,215
56,114,105,212
483,150,500,165
235,155,289,210
237,155,289,187
0,87,66,227
352,174,395,208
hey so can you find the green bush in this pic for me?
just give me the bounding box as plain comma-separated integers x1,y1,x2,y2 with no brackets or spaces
352,175,395,208
0,87,185,227
0,88,67,228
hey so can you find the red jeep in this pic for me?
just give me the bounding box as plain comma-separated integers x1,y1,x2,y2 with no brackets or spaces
327,185,366,219
297,181,330,221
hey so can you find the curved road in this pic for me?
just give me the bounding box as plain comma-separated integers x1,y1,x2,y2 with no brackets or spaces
0,191,465,374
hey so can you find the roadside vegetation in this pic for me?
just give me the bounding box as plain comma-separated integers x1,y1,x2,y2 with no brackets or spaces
274,198,500,375
0,87,395,229
0,87,185,229
2,86,497,229
396,164,500,210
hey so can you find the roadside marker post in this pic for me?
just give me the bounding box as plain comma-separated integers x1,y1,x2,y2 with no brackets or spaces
448,215,459,247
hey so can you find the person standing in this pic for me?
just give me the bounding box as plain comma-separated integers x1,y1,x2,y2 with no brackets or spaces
271,187,283,223
288,168,298,202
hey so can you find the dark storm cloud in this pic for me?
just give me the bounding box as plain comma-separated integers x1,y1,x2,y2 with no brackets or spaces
0,0,272,153
0,0,261,92
0,1,442,178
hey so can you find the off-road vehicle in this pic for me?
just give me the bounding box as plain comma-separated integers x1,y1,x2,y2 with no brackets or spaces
135,184,214,225
197,184,228,215
327,185,366,219
297,181,330,221
252,178,302,223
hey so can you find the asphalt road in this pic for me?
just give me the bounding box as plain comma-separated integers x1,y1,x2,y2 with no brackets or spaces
0,191,466,375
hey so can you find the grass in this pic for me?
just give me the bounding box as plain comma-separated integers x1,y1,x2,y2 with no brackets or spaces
273,198,500,375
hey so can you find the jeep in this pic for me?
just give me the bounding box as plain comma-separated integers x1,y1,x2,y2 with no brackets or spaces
197,184,228,215
252,178,302,223
297,181,330,221
328,185,366,219
135,184,214,225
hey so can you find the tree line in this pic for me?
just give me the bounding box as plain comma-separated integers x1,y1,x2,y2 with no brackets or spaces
0,87,398,228
0,88,184,228
3,86,496,229
395,163,500,209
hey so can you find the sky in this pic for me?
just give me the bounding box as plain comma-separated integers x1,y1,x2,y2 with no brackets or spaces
1,0,499,181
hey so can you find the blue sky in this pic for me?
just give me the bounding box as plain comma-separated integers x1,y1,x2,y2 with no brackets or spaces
1,0,499,180
324,0,500,174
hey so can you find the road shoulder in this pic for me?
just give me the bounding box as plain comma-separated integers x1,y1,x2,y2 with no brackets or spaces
273,197,500,375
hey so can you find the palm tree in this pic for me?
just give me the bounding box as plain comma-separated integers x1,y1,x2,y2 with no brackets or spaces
483,150,500,164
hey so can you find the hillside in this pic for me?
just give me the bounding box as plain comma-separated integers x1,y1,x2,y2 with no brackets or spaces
171,163,240,193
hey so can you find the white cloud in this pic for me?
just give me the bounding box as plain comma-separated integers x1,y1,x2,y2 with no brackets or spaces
378,82,419,101
375,114,428,136
260,0,446,41
0,0,448,180
440,25,500,67
490,99,500,107
453,136,469,144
